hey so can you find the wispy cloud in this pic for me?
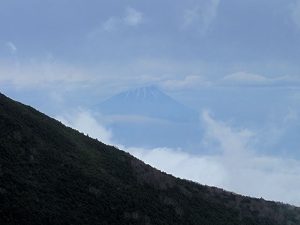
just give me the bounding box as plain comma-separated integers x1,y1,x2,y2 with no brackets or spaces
202,110,255,156
182,0,220,34
96,7,143,33
87,7,144,39
124,7,143,26
102,17,119,32
6,41,17,54
0,60,92,88
222,71,300,87
160,75,211,90
3,56,299,92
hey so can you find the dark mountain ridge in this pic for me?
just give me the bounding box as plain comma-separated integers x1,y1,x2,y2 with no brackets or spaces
0,92,299,225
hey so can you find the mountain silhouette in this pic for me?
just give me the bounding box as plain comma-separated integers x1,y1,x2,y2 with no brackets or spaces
0,92,299,225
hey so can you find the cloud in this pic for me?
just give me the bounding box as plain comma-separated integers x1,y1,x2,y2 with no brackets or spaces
0,60,93,89
2,56,299,96
56,110,113,145
0,57,205,93
95,7,143,33
182,0,220,34
58,109,300,206
6,42,17,54
104,114,173,125
127,146,300,207
127,147,227,187
128,111,300,206
223,72,268,83
160,75,211,90
124,7,143,26
102,17,119,32
202,110,255,156
222,71,300,87
290,0,300,29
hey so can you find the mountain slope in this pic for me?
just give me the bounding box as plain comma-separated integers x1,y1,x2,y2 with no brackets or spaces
0,93,299,225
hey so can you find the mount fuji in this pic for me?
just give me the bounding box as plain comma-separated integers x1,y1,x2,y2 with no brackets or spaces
94,86,202,150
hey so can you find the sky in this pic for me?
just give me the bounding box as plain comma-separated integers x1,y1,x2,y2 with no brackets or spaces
1,0,300,206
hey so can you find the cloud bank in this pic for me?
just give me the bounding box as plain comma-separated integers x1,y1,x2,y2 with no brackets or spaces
0,61,91,89
57,109,300,206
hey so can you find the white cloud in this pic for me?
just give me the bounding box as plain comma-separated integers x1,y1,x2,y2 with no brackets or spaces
290,0,300,29
222,71,300,86
1,58,202,92
124,7,143,26
202,110,255,156
104,114,173,125
56,110,113,145
94,7,143,33
126,145,300,206
102,17,119,32
6,42,17,54
183,0,220,34
58,109,300,206
223,72,268,83
160,75,211,90
127,147,227,187
0,60,93,88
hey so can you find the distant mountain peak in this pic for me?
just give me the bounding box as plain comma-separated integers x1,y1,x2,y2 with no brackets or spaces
119,85,164,100
129,85,161,93
93,86,201,148
97,86,198,122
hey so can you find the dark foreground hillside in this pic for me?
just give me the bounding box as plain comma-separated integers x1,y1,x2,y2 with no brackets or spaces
0,93,299,225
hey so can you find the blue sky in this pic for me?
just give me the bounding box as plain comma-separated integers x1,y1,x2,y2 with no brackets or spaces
1,0,300,205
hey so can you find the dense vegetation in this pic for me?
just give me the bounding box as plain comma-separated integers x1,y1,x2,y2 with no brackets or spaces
0,92,299,225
